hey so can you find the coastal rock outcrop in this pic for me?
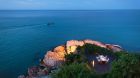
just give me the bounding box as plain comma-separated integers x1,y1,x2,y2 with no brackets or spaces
19,39,123,78
66,40,84,54
66,40,84,47
53,46,66,57
43,51,65,67
106,44,122,52
43,40,123,67
84,39,107,48
66,39,122,53
18,66,49,78
43,46,66,67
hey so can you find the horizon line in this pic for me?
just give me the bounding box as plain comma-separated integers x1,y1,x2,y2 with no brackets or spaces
0,9,140,11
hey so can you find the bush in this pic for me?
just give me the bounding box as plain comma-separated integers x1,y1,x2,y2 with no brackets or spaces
64,53,87,65
77,43,113,55
51,63,94,78
107,53,140,78
52,44,140,78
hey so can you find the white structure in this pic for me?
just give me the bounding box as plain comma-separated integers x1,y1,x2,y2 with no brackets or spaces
92,60,95,67
96,55,109,63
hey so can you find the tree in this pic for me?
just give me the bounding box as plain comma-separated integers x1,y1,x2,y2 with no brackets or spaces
51,63,94,78
64,53,87,65
108,53,140,78
77,43,113,55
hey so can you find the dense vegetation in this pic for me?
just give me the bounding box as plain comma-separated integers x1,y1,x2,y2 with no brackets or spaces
77,44,114,55
64,53,87,65
108,52,140,78
51,63,94,78
51,44,140,78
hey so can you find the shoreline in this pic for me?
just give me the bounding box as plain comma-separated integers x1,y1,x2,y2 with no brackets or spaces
18,39,123,78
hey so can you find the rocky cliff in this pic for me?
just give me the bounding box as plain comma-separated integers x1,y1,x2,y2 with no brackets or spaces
18,39,123,78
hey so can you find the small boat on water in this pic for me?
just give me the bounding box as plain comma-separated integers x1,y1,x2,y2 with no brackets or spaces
47,22,55,26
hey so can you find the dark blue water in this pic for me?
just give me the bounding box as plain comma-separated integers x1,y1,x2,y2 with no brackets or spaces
0,10,140,78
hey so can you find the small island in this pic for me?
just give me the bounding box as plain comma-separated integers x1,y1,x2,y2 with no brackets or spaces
18,39,140,78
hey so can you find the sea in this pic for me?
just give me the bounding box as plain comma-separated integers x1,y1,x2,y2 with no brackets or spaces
0,10,140,78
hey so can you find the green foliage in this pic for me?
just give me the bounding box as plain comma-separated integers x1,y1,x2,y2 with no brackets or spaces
52,43,140,78
64,53,88,65
53,51,140,78
113,51,128,59
51,63,94,78
108,53,140,78
77,43,113,55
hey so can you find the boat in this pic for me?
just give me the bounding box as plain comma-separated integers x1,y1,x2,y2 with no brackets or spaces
47,22,55,26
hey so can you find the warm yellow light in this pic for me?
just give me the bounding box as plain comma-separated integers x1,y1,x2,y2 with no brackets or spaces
92,60,94,67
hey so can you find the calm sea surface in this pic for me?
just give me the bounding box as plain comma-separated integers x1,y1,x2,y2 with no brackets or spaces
0,10,140,78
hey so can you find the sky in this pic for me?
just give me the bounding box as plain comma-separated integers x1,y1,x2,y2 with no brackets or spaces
0,0,140,10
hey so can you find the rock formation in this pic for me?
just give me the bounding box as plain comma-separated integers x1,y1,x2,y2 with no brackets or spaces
43,46,66,67
19,39,123,78
66,40,84,54
84,39,107,48
53,46,66,57
43,40,123,69
106,44,122,52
